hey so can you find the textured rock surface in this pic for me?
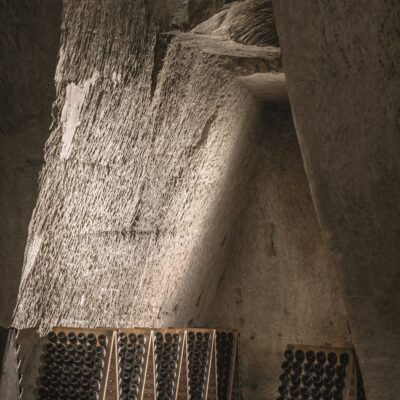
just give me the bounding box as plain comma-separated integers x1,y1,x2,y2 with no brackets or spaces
274,1,400,398
6,0,397,398
209,105,350,400
13,0,267,333
193,0,279,47
0,329,18,400
0,0,62,327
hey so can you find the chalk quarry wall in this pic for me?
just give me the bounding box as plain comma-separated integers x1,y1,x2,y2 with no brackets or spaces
6,0,398,398
0,0,62,327
274,1,400,398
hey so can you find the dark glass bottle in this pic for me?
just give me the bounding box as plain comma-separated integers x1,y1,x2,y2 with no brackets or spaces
333,390,343,400
47,331,57,343
325,365,335,377
66,343,75,354
295,350,305,363
304,363,313,374
98,334,108,346
291,374,301,387
57,331,67,343
300,387,309,399
279,373,289,384
314,364,324,376
55,343,65,354
77,332,87,344
302,374,312,387
290,386,300,398
284,350,294,361
322,389,332,399
67,332,77,343
305,351,315,363
278,385,288,395
327,352,337,365
316,351,326,364
87,333,97,345
282,361,292,373
96,346,106,358
44,342,56,355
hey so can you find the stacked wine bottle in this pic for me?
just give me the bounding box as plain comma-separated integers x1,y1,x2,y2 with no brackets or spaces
36,330,108,400
118,332,147,400
215,332,234,400
154,331,182,400
30,327,239,400
277,347,352,400
187,331,211,400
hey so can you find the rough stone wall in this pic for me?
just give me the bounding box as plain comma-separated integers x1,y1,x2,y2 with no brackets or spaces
6,1,381,399
13,0,267,333
0,0,62,327
209,106,350,400
273,1,400,398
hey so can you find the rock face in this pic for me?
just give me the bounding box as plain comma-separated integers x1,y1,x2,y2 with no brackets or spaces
0,0,62,327
13,0,274,332
209,105,350,399
274,1,400,398
1,0,398,398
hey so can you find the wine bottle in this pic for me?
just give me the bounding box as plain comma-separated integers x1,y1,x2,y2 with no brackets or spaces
284,350,294,361
281,361,291,373
278,385,288,395
77,332,87,344
137,334,145,344
279,373,289,384
85,333,96,345
57,331,67,343
327,352,337,365
304,363,313,374
290,385,300,398
98,334,108,346
47,331,57,343
55,343,65,354
325,365,335,377
295,350,305,363
316,351,326,364
305,351,315,363
67,332,77,343
322,389,332,399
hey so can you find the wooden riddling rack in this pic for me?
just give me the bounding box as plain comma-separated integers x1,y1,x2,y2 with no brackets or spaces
31,327,240,400
276,344,366,400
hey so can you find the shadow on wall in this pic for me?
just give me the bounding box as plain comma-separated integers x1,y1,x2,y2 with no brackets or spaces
204,104,351,400
0,0,62,335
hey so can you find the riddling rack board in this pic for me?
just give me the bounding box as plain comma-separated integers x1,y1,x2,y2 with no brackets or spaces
276,344,366,400
32,327,240,400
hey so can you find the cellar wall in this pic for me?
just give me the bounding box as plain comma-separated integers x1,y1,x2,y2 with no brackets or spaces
273,1,400,398
0,0,62,327
12,0,268,333
209,105,351,400
2,1,398,399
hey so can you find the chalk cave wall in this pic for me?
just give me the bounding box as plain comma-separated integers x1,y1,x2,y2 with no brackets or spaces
2,1,353,399
0,0,62,327
208,106,350,400
273,1,400,398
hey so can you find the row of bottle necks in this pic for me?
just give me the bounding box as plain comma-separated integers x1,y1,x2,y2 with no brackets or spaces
33,328,239,400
